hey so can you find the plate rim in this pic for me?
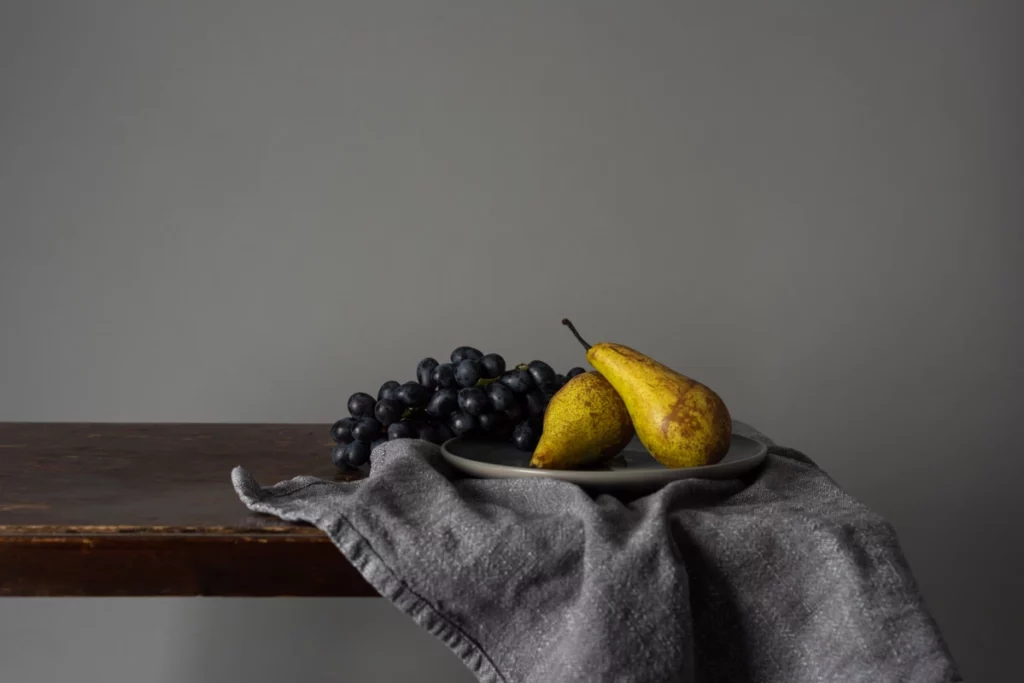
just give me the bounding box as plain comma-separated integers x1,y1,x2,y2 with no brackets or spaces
440,434,768,484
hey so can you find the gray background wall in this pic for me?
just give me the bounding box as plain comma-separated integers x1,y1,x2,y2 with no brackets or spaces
2,1,1021,681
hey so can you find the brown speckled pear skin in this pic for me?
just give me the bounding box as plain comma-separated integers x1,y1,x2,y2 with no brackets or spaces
587,343,731,468
529,371,635,470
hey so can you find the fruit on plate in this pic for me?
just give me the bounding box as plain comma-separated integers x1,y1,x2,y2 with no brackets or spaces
529,371,634,470
562,319,731,468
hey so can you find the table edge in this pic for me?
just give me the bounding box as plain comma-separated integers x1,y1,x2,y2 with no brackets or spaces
0,532,375,597
0,525,327,538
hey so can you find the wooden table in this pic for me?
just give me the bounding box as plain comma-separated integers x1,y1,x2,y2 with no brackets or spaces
0,423,376,597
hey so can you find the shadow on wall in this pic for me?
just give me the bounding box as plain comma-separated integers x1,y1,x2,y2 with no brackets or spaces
173,598,475,683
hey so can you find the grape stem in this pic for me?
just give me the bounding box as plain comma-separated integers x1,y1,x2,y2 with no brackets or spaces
561,318,592,350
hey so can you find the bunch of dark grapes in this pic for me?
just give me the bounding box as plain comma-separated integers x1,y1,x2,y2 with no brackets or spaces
329,346,587,471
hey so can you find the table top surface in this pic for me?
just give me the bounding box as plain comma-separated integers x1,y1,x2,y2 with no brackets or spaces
0,422,359,534
0,423,373,596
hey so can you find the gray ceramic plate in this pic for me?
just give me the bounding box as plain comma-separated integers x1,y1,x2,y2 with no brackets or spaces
441,434,767,495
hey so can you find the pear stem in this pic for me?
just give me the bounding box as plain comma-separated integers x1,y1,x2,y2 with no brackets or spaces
561,318,592,350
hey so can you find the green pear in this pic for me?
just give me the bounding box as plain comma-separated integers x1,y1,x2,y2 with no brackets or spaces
529,371,634,470
562,319,731,468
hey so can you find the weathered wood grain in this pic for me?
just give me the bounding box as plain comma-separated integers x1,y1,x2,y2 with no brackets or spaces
0,423,375,596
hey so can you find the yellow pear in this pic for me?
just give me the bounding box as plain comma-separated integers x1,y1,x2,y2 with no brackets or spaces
529,371,634,470
562,319,731,468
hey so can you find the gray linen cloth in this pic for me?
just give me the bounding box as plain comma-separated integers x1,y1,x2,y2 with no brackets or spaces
231,421,960,682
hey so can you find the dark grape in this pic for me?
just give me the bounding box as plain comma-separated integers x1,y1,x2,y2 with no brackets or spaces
331,445,351,470
396,382,431,408
454,359,482,388
344,440,372,467
352,417,382,442
525,391,549,417
378,380,401,402
330,417,356,444
505,399,527,424
566,367,586,380
371,437,387,452
431,363,456,389
478,411,507,434
486,382,516,412
554,374,567,388
417,422,442,444
388,421,417,440
450,411,478,436
527,360,556,386
480,353,506,379
435,423,454,443
499,369,534,395
347,392,376,418
512,420,540,451
495,419,515,440
426,388,459,419
458,387,490,416
405,407,430,422
451,346,483,363
420,422,453,445
539,381,562,398
373,398,403,427
417,357,439,388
